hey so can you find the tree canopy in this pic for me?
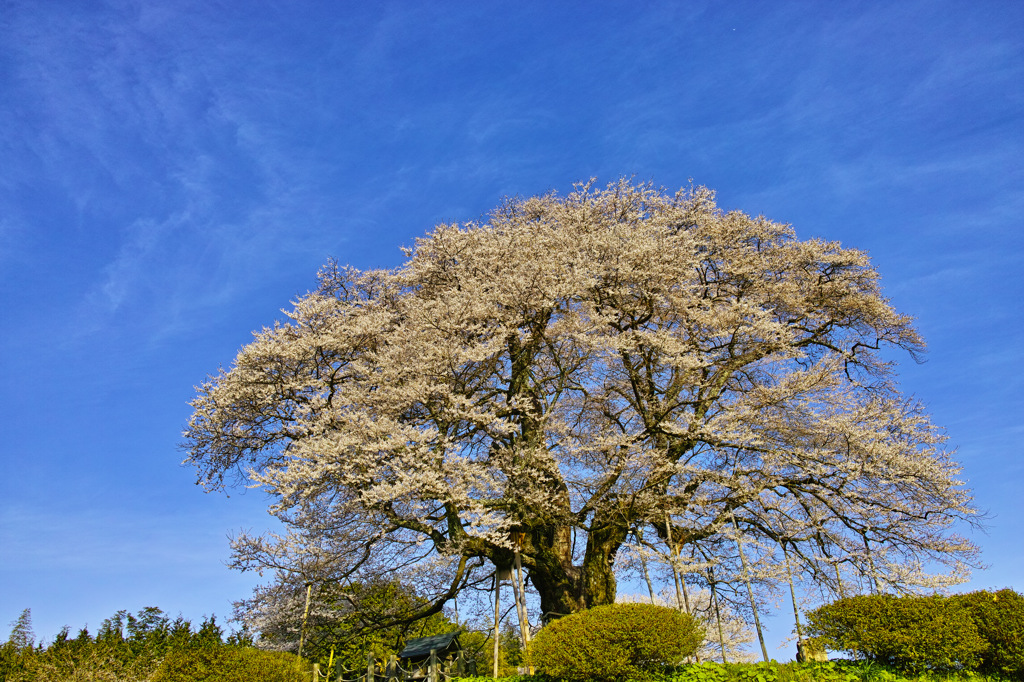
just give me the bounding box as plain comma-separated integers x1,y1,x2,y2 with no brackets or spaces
234,578,458,670
185,179,978,625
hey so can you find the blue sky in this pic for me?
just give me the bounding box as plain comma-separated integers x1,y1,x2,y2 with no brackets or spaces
1,0,1021,659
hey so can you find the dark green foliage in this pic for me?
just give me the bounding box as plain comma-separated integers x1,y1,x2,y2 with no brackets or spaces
0,643,31,682
0,609,35,681
246,579,459,674
806,594,987,673
151,646,309,682
953,589,1024,680
454,624,522,677
192,615,226,649
0,606,245,681
805,590,1024,678
226,627,255,647
5,610,33,651
527,603,704,682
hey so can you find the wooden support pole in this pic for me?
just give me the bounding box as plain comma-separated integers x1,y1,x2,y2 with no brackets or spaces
731,512,769,662
709,566,728,664
512,547,531,648
493,573,501,678
298,582,313,660
639,540,657,601
665,512,689,613
782,542,804,642
665,514,698,663
513,543,535,674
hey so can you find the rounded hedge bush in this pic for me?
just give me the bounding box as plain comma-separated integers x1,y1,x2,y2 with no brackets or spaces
806,594,987,673
953,589,1024,680
151,646,310,682
527,603,704,682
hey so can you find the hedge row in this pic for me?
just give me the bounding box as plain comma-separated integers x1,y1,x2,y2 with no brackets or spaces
0,607,308,682
806,590,1024,678
151,646,309,682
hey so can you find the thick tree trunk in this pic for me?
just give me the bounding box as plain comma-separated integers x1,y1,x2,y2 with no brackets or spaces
580,514,629,607
524,524,581,619
524,512,629,619
504,331,630,617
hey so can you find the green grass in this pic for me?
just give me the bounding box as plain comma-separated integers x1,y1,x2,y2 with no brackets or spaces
453,659,1020,682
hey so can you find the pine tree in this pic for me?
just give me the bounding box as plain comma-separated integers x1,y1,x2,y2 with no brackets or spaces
7,608,34,650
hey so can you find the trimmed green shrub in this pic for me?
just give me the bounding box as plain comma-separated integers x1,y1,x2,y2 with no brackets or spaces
953,589,1024,680
805,594,987,673
150,645,310,682
527,603,704,682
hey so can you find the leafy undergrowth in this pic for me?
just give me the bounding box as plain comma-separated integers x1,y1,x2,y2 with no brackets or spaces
453,659,1021,682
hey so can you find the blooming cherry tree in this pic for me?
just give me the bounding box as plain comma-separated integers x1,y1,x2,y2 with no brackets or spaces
186,179,978,623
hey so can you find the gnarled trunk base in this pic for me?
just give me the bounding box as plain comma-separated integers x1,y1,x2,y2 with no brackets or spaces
522,518,627,620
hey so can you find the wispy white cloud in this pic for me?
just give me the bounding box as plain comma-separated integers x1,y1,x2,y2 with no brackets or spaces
0,2,377,342
1,3,1021,654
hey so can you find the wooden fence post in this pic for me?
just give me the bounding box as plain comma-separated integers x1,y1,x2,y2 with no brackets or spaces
429,649,438,682
311,663,319,681
367,652,375,682
386,654,397,680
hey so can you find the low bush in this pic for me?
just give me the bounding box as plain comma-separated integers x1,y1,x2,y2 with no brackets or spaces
527,602,704,682
805,594,987,673
953,589,1024,680
150,646,309,682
